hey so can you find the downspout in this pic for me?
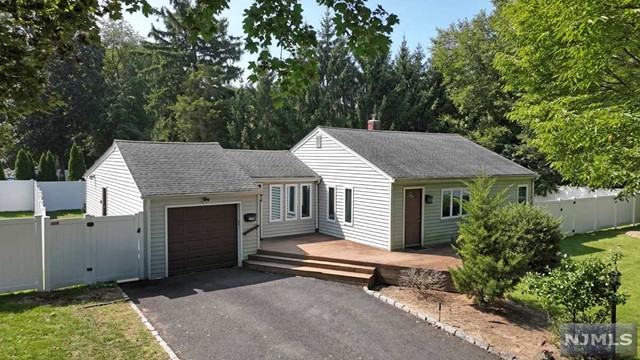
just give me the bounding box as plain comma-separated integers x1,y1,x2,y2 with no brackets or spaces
315,179,320,232
257,184,262,249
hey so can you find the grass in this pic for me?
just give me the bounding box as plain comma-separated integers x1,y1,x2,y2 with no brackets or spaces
0,211,33,219
510,226,640,356
0,285,167,360
0,209,84,220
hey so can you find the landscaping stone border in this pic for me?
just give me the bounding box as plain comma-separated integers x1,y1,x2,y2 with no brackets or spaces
120,288,180,360
363,287,518,360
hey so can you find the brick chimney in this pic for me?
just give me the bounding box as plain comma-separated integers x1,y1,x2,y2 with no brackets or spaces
367,114,380,131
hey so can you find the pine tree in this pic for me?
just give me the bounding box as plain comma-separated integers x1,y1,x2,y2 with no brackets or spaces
37,151,58,181
27,151,36,179
0,161,6,180
14,149,33,180
449,174,529,306
68,143,86,181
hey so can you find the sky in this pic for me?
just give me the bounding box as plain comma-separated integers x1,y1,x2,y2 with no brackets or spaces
123,0,493,76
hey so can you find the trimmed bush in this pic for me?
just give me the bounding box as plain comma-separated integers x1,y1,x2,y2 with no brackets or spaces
495,203,563,273
14,149,33,180
68,143,86,181
37,151,58,181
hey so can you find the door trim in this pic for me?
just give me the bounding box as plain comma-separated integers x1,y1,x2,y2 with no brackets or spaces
402,187,425,248
164,201,243,278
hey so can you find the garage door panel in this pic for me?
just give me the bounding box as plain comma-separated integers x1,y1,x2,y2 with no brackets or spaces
167,204,238,276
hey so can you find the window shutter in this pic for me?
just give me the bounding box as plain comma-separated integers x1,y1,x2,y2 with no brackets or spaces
270,185,282,221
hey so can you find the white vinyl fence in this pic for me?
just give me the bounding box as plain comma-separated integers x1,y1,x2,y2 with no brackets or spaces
0,180,85,212
534,187,640,235
0,213,143,294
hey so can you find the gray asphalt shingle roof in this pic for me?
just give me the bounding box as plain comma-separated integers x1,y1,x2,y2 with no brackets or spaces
224,149,317,179
115,140,257,197
319,127,536,179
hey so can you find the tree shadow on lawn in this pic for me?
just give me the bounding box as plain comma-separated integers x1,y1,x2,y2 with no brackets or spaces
559,226,640,257
0,284,122,314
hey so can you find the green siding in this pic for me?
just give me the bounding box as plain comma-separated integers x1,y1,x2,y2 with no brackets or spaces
390,177,535,249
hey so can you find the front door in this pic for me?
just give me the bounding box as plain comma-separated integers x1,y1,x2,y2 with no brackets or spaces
404,188,422,247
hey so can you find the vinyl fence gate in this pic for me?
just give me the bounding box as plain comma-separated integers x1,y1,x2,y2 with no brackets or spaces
0,213,144,294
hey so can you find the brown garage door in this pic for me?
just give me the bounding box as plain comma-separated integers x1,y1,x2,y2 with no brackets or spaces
167,204,238,276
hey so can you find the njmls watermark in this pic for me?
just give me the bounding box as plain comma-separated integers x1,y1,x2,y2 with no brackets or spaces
561,323,637,358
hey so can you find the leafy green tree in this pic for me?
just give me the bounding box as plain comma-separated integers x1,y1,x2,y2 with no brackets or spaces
37,151,58,181
13,35,106,172
2,0,396,117
450,174,529,306
14,149,33,180
431,10,561,195
494,0,640,196
68,143,86,181
96,20,154,158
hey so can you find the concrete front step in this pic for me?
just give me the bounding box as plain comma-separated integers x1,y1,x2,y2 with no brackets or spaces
248,254,375,274
243,259,375,288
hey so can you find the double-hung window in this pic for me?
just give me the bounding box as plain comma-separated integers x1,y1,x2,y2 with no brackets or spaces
344,187,354,225
442,188,469,219
327,186,336,221
300,184,312,219
286,184,297,220
270,185,283,222
517,185,529,204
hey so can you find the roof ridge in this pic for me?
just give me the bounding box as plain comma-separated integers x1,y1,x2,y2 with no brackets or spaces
115,139,220,145
318,126,463,136
224,149,290,153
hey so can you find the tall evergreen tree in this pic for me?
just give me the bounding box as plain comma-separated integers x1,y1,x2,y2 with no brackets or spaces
68,143,86,181
14,149,32,180
144,0,242,144
37,151,58,181
0,161,6,180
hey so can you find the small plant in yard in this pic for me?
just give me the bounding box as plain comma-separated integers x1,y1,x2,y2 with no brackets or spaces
523,252,629,329
450,174,529,307
400,268,446,302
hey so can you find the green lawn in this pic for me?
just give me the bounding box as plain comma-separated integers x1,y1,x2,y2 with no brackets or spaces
0,211,33,219
0,285,166,359
510,226,640,355
0,209,84,220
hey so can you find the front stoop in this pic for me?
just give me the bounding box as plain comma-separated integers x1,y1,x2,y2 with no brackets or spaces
362,288,518,360
244,253,376,288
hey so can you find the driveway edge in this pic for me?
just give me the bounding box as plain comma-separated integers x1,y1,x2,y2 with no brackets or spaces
363,287,517,360
120,288,180,360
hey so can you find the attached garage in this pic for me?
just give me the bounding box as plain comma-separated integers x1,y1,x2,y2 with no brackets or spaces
167,204,239,276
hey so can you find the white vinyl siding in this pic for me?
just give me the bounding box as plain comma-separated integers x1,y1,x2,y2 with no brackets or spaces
147,193,258,279
85,145,143,216
260,181,316,238
269,185,283,222
292,129,392,249
389,177,536,249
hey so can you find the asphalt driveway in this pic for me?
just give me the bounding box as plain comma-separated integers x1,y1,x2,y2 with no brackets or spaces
122,268,497,360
